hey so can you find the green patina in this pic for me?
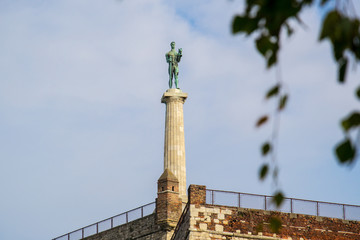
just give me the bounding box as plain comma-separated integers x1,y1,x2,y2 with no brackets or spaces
165,41,182,89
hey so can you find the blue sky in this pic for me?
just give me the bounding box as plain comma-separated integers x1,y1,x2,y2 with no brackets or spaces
0,1,359,240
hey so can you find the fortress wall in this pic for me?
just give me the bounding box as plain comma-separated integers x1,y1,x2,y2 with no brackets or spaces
79,185,360,240
181,185,360,240
83,214,167,240
171,205,190,240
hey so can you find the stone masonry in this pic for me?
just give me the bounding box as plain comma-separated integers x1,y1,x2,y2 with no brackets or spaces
80,184,360,240
161,89,188,202
82,214,166,240
171,185,360,240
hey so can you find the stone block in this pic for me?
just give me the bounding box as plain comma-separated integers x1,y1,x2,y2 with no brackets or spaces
199,223,207,230
215,224,224,232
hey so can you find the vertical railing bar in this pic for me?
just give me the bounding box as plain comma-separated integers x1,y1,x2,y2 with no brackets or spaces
212,190,214,205
82,228,84,239
111,217,113,228
343,205,346,220
316,202,319,216
264,196,267,210
290,198,293,213
68,233,70,240
238,193,241,208
126,212,128,223
141,206,144,217
96,223,98,234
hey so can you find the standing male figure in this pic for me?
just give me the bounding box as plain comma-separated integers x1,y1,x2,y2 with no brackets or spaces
166,41,182,89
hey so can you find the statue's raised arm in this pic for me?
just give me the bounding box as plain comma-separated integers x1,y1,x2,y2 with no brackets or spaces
165,42,182,89
177,48,182,63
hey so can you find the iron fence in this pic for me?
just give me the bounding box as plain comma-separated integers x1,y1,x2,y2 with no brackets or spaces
206,189,360,221
170,202,190,240
53,202,155,240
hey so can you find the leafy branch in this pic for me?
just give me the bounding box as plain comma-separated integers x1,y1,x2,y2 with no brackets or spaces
232,0,360,233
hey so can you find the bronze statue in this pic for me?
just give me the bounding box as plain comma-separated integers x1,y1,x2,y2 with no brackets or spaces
166,42,182,89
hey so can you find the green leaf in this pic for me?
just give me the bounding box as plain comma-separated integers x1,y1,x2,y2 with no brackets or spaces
278,95,288,111
356,86,360,100
261,142,271,156
319,10,360,65
338,57,348,83
272,191,285,207
256,115,268,127
267,52,278,68
269,217,282,233
335,138,356,164
232,16,259,35
232,16,245,34
320,10,341,41
341,112,360,132
259,164,269,180
256,35,279,68
256,35,272,57
266,85,280,99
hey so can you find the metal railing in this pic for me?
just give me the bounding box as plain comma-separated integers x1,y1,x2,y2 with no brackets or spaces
170,202,190,240
206,189,360,221
53,202,155,240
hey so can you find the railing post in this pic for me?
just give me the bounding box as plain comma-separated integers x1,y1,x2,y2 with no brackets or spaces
290,199,293,213
111,217,113,228
238,193,241,208
316,202,319,216
212,190,214,205
96,223,98,234
82,228,84,239
68,233,70,240
141,206,144,217
343,205,346,220
264,196,267,210
126,212,128,223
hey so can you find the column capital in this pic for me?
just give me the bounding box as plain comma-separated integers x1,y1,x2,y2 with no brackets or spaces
161,89,188,104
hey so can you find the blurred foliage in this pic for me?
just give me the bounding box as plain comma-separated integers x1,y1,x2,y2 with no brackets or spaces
256,115,269,127
259,163,269,180
269,216,282,233
231,3,359,233
261,142,271,156
272,191,285,207
232,0,360,205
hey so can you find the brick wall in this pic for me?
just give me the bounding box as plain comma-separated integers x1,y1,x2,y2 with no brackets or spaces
156,169,182,229
181,185,360,240
188,185,206,206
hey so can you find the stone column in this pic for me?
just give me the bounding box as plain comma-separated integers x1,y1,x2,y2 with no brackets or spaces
161,89,188,202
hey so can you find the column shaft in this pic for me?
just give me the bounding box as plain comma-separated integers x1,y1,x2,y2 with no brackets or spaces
161,89,188,202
